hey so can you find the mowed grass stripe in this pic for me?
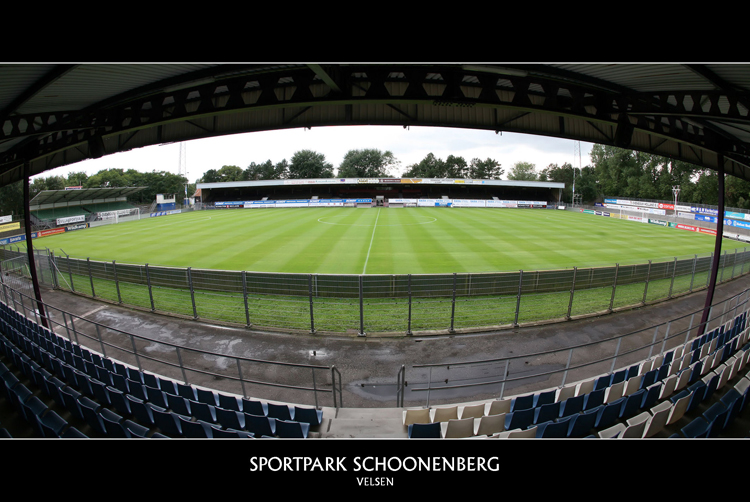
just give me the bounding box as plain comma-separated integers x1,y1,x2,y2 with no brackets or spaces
32,207,747,275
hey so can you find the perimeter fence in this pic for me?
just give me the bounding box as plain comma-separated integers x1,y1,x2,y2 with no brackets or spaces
1,245,749,336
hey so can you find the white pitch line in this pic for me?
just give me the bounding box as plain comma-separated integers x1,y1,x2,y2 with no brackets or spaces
362,208,381,275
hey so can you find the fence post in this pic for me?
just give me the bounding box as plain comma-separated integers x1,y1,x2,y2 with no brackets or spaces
449,273,456,333
706,253,713,288
242,271,251,328
358,275,365,337
567,267,577,320
668,257,677,298
187,267,198,320
642,260,652,305
609,263,619,313
49,251,59,289
308,274,315,334
720,251,726,283
407,274,412,336
514,270,523,327
66,253,75,292
145,263,155,312
87,257,96,298
742,247,747,276
731,248,738,279
689,254,697,293
113,260,122,304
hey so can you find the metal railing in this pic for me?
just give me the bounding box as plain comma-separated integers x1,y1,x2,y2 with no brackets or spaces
1,245,743,336
404,287,750,407
0,279,343,409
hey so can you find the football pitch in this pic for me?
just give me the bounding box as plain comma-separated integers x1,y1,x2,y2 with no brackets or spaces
33,207,743,275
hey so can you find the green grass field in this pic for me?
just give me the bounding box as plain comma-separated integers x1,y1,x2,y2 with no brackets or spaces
32,207,743,274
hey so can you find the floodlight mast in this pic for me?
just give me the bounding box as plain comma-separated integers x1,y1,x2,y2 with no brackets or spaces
672,185,680,223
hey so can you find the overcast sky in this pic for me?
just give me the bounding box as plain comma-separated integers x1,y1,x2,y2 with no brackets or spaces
48,125,595,183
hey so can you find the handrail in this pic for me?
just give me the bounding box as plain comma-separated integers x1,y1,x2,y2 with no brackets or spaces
0,282,341,409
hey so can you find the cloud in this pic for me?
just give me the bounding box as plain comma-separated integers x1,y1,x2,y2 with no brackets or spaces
47,126,594,181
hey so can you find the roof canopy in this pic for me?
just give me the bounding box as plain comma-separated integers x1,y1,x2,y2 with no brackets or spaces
3,63,750,188
29,186,145,208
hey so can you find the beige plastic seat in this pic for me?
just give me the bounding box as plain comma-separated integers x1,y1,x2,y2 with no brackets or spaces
556,384,577,403
403,408,431,426
644,401,673,438
674,368,692,392
605,381,625,403
659,374,678,400
666,392,691,425
460,404,486,420
431,406,459,423
623,375,643,396
488,398,511,416
475,413,506,436
442,418,476,438
498,426,537,438
576,378,595,397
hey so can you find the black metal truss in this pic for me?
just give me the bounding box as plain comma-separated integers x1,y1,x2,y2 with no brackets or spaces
2,64,750,185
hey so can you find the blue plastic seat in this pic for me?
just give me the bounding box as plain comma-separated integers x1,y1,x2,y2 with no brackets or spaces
188,400,217,424
35,410,69,438
127,395,156,426
157,378,178,396
267,403,293,421
150,405,184,437
216,407,245,431
293,406,323,426
567,407,598,438
510,394,534,412
276,419,309,438
107,386,132,417
166,393,192,416
505,407,534,431
619,389,646,420
123,419,150,438
178,416,212,438
559,394,584,417
583,388,605,411
244,413,276,436
145,385,168,409
196,388,219,407
102,411,130,438
176,382,197,401
533,390,557,408
533,401,561,425
408,422,440,438
241,398,267,416
681,417,711,438
703,402,730,437
218,393,241,412
594,397,626,430
537,415,573,438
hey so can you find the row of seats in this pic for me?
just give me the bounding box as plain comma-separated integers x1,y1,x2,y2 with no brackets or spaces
0,300,323,439
405,311,750,438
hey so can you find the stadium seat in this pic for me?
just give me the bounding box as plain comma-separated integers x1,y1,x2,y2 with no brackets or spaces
475,413,506,437
408,422,441,439
402,408,430,426
293,406,323,426
442,418,475,438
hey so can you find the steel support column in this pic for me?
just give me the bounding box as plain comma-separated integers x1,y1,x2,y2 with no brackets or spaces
699,153,725,336
23,161,49,329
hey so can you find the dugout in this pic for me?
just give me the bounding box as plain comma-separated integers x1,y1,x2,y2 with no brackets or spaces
197,178,565,206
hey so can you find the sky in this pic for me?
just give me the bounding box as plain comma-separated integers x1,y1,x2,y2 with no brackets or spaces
44,125,595,183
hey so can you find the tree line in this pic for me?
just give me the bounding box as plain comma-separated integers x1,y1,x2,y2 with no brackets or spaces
2,144,750,218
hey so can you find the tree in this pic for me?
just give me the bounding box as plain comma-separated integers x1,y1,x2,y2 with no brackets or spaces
0,180,23,217
287,150,334,179
468,158,503,179
507,161,538,181
244,160,288,180
402,153,447,178
337,149,399,178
